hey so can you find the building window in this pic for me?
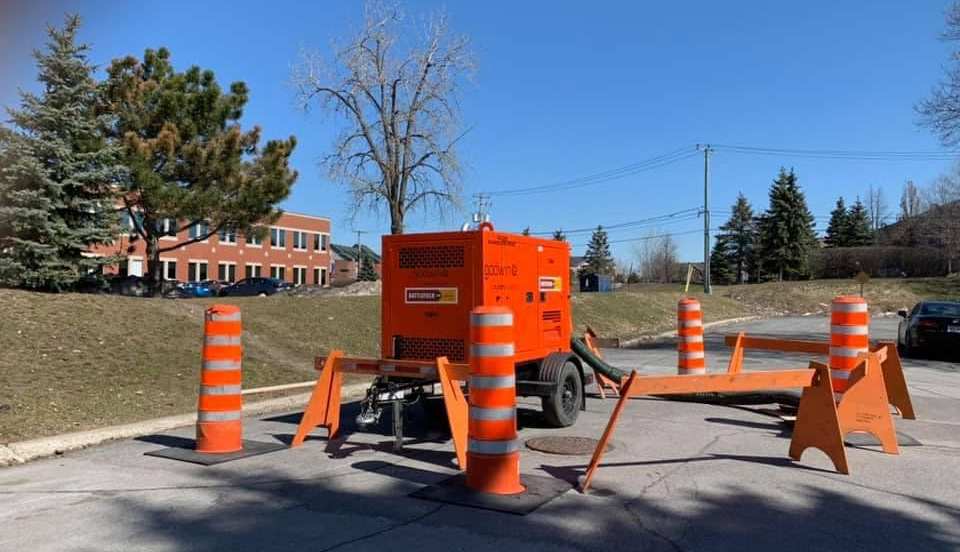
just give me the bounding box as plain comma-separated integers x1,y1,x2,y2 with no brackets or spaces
270,227,286,248
292,231,308,251
313,267,327,286
271,265,286,280
293,266,307,285
314,233,329,252
187,261,208,282
218,262,237,282
157,218,177,237
246,229,262,247
245,263,262,278
189,221,209,240
218,227,237,245
162,260,177,281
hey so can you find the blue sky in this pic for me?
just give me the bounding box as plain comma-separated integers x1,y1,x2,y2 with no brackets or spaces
1,1,956,262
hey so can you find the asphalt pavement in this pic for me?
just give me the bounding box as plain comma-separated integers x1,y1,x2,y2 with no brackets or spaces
1,316,958,551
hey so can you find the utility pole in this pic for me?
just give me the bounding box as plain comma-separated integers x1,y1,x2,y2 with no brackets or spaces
472,193,491,224
354,229,367,280
698,144,713,294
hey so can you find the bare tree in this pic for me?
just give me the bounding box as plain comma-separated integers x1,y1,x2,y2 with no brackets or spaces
633,231,678,284
924,169,960,273
866,184,888,241
899,180,924,220
918,3,960,145
293,2,473,234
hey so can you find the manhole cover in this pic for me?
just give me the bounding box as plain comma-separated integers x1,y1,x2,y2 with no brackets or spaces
525,436,611,456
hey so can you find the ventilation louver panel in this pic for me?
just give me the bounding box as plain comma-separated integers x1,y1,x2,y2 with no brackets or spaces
398,245,465,269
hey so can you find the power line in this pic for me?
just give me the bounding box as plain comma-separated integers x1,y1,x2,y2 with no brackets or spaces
570,228,711,248
528,207,701,237
484,147,699,197
712,144,959,161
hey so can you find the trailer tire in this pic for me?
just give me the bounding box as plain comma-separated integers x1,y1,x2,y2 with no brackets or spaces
541,359,582,427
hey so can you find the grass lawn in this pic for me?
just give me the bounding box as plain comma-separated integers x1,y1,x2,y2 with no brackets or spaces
1,276,957,442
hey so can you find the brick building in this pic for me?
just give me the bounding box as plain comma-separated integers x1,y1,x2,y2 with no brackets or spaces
90,211,332,286
329,243,382,286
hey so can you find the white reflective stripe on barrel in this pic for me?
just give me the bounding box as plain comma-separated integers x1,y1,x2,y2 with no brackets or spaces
470,312,514,327
470,374,516,389
200,384,242,395
469,406,515,421
207,312,242,322
679,335,703,343
829,346,868,358
832,302,868,313
468,438,521,455
202,360,242,371
205,335,242,346
197,410,242,422
831,325,869,335
471,343,515,358
678,303,701,312
830,369,851,380
679,351,705,360
679,320,703,328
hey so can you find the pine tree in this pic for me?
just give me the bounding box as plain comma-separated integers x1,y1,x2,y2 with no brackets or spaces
757,168,817,281
824,197,849,248
715,193,756,284
846,197,873,246
581,226,614,276
709,238,735,285
0,15,120,290
552,229,566,241
358,250,379,281
102,47,298,295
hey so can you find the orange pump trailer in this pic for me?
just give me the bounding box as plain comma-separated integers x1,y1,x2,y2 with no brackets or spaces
293,223,590,452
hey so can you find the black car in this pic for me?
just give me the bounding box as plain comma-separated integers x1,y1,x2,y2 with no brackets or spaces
897,301,960,357
218,277,291,297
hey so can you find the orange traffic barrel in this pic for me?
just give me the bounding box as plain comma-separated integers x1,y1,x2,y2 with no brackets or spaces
466,306,524,495
829,296,869,394
677,297,705,375
196,305,243,453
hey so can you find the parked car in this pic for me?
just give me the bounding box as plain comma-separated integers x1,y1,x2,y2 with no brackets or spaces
176,280,219,298
218,277,291,297
108,275,146,297
897,300,960,357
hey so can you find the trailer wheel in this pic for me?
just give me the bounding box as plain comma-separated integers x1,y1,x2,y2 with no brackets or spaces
541,360,582,427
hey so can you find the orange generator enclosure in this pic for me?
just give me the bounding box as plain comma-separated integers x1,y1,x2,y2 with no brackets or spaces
381,225,571,365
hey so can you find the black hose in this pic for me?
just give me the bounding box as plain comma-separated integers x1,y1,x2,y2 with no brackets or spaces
571,337,801,407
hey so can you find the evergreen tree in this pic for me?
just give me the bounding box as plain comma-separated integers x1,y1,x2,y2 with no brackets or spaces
0,15,120,290
102,47,298,295
709,238,735,285
846,197,873,246
552,229,566,241
715,193,756,284
581,226,614,276
521,227,530,236
824,197,849,248
757,168,817,280
358,250,379,281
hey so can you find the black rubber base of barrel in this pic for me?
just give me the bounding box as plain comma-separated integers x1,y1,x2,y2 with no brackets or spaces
410,473,572,515
144,440,286,465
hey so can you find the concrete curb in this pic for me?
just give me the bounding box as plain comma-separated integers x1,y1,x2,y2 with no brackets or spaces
619,315,762,349
0,382,369,467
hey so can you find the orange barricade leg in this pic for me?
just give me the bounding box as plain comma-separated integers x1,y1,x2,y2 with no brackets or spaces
836,351,899,455
875,342,916,419
726,332,745,374
788,362,850,474
580,371,639,493
584,329,620,398
291,350,344,447
196,305,244,454
437,356,469,470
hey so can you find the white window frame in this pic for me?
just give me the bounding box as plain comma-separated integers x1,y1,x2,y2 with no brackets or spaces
187,259,209,282
244,262,262,278
270,227,286,250
160,257,178,281
159,218,178,241
314,232,330,252
292,231,308,251
313,266,328,286
218,261,238,283
292,265,308,285
245,231,263,248
188,221,210,243
270,264,286,280
218,227,237,246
